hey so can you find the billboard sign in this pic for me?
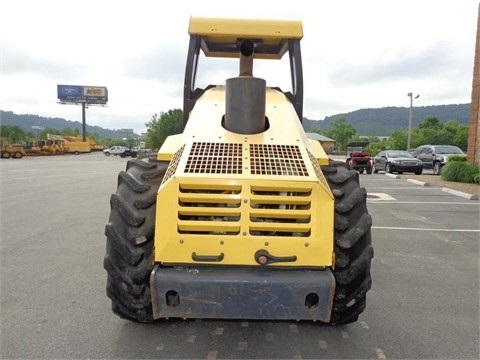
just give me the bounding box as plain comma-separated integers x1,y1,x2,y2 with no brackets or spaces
57,85,108,104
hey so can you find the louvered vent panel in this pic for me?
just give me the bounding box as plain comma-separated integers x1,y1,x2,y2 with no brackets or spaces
177,184,242,235
249,185,312,236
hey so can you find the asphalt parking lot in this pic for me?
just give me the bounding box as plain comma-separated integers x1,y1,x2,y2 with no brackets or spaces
1,152,479,359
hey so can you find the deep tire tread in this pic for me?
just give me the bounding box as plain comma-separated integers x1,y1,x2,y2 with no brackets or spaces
118,171,151,193
105,224,143,265
110,194,145,227
104,159,168,323
336,213,373,249
321,160,374,325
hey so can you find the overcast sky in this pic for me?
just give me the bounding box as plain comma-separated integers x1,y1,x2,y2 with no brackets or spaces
1,0,478,135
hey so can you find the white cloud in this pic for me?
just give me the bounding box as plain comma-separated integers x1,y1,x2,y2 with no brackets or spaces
1,0,477,134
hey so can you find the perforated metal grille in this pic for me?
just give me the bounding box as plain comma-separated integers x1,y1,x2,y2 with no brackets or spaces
184,142,243,174
162,145,185,185
307,150,330,191
250,144,309,176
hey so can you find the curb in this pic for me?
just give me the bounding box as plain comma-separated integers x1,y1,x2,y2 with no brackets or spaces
406,179,430,187
383,172,479,200
404,177,478,200
441,187,479,200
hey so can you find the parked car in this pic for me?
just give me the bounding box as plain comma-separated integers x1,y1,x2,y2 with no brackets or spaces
119,147,138,158
412,145,465,175
103,146,126,156
373,150,423,174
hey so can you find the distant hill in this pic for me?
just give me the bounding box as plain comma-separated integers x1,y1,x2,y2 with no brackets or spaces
0,110,138,138
1,103,470,138
303,103,470,136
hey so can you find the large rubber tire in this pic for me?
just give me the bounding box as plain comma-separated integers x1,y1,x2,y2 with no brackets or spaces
321,160,374,325
385,163,393,174
1,151,11,159
104,158,168,322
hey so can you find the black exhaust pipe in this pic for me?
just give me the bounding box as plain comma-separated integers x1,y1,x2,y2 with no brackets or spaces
224,39,266,135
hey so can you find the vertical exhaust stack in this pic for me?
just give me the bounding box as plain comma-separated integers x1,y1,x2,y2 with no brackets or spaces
225,39,266,134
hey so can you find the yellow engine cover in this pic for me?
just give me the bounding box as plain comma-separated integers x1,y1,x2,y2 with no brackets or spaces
154,87,334,268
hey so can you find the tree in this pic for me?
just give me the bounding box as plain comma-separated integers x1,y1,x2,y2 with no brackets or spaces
0,125,27,143
388,117,468,151
418,116,441,129
145,109,183,149
444,121,469,150
60,127,80,136
36,127,60,140
365,135,388,154
326,117,357,150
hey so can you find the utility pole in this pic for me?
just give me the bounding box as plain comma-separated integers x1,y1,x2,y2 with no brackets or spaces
82,103,86,142
407,92,420,151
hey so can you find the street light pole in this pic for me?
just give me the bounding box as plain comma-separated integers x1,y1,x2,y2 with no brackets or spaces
407,92,420,151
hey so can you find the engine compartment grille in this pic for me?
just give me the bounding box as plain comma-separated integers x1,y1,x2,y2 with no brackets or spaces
250,144,309,176
178,183,242,235
168,142,312,178
177,183,312,237
184,142,243,174
307,150,330,191
162,142,321,237
249,185,312,236
162,145,185,185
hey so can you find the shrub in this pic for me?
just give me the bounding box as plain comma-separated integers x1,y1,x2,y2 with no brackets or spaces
448,155,467,162
441,161,480,183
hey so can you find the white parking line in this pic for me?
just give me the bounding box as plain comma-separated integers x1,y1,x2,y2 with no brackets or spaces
373,226,480,232
367,193,397,201
368,201,479,205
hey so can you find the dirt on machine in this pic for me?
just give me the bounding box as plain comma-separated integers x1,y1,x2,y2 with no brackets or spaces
104,17,374,325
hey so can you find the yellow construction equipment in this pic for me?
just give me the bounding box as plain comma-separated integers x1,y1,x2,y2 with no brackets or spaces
62,135,104,152
47,134,91,154
104,17,373,325
24,140,64,156
0,138,27,159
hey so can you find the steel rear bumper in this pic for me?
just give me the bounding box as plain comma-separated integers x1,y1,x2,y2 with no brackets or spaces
150,265,335,322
